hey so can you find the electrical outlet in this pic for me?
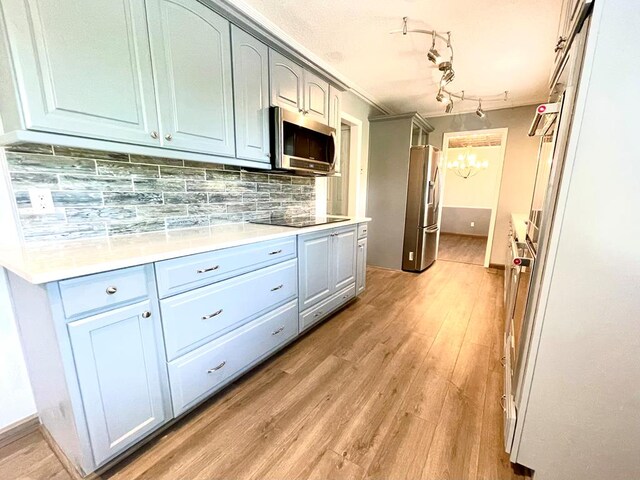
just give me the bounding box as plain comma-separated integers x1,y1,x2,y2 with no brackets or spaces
409,251,414,261
28,188,55,214
470,221,475,227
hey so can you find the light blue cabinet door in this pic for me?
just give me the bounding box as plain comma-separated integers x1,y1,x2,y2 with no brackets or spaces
2,0,160,145
146,0,235,156
333,226,357,292
357,237,367,295
68,301,167,466
269,50,304,113
298,231,332,310
231,26,270,163
304,70,330,124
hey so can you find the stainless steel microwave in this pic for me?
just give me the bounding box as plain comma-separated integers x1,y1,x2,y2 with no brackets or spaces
270,106,337,175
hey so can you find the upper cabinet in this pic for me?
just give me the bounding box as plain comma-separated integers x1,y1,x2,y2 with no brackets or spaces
231,26,271,164
269,50,331,125
269,50,305,113
0,0,160,145
146,0,235,156
329,85,342,172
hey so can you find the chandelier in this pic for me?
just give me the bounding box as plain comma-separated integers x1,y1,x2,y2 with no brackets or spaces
446,148,489,179
391,17,508,115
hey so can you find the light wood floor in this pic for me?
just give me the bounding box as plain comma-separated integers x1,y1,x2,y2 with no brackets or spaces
0,262,529,480
438,233,488,266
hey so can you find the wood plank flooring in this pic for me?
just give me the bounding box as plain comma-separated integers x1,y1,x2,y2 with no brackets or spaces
0,262,530,480
438,233,488,265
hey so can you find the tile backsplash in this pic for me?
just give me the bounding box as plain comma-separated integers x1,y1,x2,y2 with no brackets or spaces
4,144,316,243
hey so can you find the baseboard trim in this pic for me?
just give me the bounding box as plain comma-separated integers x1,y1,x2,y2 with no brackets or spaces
0,414,39,449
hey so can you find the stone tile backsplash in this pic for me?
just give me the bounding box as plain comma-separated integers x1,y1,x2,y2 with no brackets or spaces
4,144,316,243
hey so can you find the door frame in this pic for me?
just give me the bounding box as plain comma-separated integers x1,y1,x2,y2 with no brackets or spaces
315,111,363,218
440,127,509,267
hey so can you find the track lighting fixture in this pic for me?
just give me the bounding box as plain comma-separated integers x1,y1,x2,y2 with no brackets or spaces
427,32,441,64
390,18,509,115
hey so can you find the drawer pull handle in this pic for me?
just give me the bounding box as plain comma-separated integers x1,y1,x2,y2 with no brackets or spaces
207,361,226,373
197,265,220,274
314,311,323,318
271,284,284,291
202,309,223,320
268,249,283,255
500,394,507,411
106,286,117,295
272,326,285,336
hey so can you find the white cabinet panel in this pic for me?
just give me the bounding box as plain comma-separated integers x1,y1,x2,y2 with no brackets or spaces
231,26,270,163
68,301,166,466
269,50,304,113
298,231,332,310
333,226,357,291
356,237,367,296
304,71,330,124
2,0,159,144
147,0,235,155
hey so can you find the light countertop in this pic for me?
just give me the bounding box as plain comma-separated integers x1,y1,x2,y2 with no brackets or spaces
0,217,371,284
511,213,529,242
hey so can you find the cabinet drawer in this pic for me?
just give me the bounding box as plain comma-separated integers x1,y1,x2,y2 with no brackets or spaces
357,223,368,239
300,283,356,333
168,300,298,415
155,237,296,298
59,266,149,320
161,259,297,360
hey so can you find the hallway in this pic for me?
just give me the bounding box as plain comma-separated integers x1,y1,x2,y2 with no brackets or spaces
0,263,527,480
438,233,488,266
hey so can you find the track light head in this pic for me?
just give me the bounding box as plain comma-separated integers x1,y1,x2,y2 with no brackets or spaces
445,97,454,114
436,90,451,105
440,67,455,86
427,47,441,64
476,100,486,118
438,61,452,72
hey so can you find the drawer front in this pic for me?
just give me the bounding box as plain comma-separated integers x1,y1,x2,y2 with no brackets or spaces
300,283,356,333
155,237,296,298
168,300,298,415
161,259,297,360
59,266,149,320
357,223,368,239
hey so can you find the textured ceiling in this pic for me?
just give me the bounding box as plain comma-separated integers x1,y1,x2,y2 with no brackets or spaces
237,0,562,117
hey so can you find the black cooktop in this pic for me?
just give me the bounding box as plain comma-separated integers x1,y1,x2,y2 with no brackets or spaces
250,216,350,228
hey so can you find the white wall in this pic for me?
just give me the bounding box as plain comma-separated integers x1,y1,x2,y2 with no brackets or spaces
0,148,36,430
428,105,539,265
442,146,504,208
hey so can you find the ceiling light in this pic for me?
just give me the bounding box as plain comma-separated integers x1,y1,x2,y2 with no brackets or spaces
438,61,452,72
440,68,455,86
436,90,451,104
445,95,454,113
476,100,486,118
427,32,441,64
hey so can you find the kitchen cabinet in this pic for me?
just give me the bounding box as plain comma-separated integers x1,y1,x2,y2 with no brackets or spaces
0,0,160,145
269,50,305,113
298,224,357,313
329,85,342,171
356,238,368,296
146,0,235,156
269,50,331,124
67,301,167,466
231,26,271,163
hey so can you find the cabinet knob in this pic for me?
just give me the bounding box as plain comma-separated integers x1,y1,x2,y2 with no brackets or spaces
150,131,159,139
105,286,117,295
165,133,173,141
142,311,152,319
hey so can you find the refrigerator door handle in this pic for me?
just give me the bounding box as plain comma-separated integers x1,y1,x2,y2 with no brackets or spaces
425,225,439,233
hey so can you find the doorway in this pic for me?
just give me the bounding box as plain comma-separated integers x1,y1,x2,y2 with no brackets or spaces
438,128,508,267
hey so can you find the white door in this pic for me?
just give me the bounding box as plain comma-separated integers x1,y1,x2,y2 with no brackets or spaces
303,71,330,124
68,301,166,466
2,0,160,144
147,0,235,156
269,50,304,113
231,26,270,163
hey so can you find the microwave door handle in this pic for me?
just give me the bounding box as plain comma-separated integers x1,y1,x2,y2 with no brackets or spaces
330,130,338,170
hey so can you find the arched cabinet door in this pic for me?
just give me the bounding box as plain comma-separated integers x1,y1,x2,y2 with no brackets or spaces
269,50,304,113
304,71,330,124
146,0,235,156
1,0,160,144
231,26,271,164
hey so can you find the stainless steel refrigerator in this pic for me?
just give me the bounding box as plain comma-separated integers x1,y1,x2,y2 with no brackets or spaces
402,145,441,272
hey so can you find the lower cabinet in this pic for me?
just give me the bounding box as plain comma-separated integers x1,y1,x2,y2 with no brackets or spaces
357,237,367,295
67,300,168,466
168,300,298,415
299,284,356,332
